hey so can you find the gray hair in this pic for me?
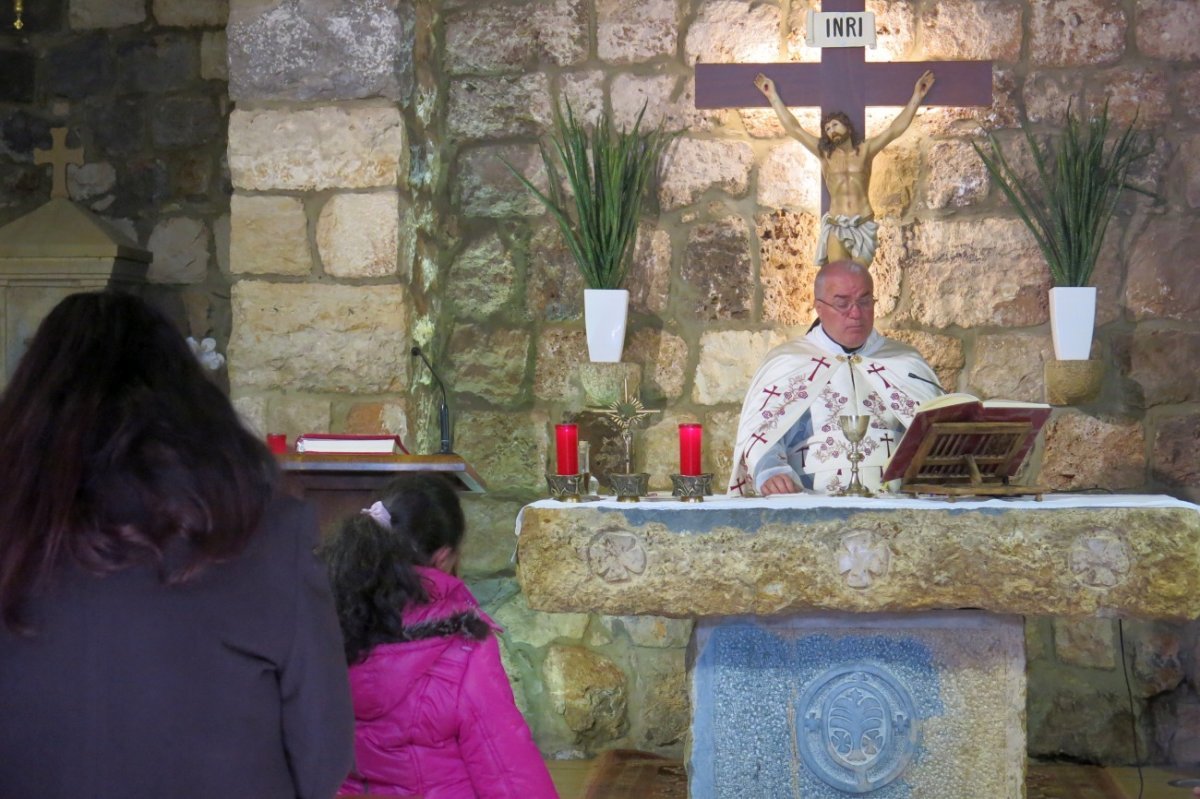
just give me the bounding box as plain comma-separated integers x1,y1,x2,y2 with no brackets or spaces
814,260,873,299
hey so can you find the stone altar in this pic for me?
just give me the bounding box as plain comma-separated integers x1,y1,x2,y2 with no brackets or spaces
515,494,1200,797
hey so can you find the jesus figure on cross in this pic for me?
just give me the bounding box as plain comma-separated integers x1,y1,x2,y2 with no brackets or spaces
754,69,935,267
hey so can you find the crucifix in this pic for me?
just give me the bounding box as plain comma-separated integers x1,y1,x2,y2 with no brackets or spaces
34,127,84,200
696,0,992,263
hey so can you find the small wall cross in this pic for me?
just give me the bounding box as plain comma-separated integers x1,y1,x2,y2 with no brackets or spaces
34,127,84,200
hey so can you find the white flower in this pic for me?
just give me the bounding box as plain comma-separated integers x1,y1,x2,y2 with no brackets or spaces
186,336,226,371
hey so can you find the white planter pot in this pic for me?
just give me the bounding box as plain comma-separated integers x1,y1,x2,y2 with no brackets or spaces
584,288,629,363
1049,286,1097,361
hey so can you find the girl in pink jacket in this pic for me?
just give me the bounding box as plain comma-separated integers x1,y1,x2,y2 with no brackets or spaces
324,474,558,799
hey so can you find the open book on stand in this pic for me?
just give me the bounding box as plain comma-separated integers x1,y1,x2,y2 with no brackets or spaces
882,393,1051,497
295,434,410,455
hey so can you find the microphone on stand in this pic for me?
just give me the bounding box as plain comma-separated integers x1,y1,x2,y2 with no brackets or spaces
907,372,946,395
411,346,453,454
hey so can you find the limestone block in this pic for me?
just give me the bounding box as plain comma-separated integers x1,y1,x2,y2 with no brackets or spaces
901,219,1050,328
153,0,227,27
923,140,989,209
542,645,628,743
906,69,1021,137
448,233,517,320
268,394,331,440
200,31,228,81
867,139,919,218
446,74,551,141
626,648,688,749
1136,0,1200,60
1025,617,1049,661
229,281,409,393
694,330,787,405
1179,134,1200,209
740,107,803,139
229,194,310,276
611,73,717,134
967,333,1053,403
684,0,781,65
638,411,697,490
605,616,693,649
494,592,589,649
681,219,753,321
68,162,116,201
447,325,531,407
691,613,1025,799
1053,618,1115,668
757,140,821,213
883,330,964,393
1029,0,1125,66
228,105,406,191
627,328,688,402
1023,71,1086,124
228,0,408,102
526,223,584,320
597,0,677,63
458,497,521,578
516,502,1200,619
316,191,399,278
628,226,671,316
756,209,819,326
1180,71,1200,121
455,143,547,218
1040,412,1146,491
1161,693,1200,764
147,216,210,284
559,71,605,127
455,409,549,491
213,214,231,275
659,138,753,210
1126,620,1185,697
151,96,222,149
579,362,642,408
343,401,408,439
443,0,586,75
1028,670,1144,763
1127,216,1200,321
703,410,739,485
232,394,267,436
69,0,144,28
1129,328,1200,406
1152,413,1200,495
1085,66,1173,128
919,0,1023,61
533,327,587,405
1091,238,1126,327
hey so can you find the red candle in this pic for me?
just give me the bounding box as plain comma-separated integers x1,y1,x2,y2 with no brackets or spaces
679,423,703,476
555,424,579,475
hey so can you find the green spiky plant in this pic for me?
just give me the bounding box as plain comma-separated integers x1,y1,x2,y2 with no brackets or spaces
507,101,673,290
972,101,1151,287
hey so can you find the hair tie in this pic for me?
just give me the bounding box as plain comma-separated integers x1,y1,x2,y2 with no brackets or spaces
361,501,392,529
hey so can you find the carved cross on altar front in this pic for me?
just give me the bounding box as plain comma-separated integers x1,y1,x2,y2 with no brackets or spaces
695,0,993,212
34,127,84,200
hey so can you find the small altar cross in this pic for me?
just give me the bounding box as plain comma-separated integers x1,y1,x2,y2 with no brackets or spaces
34,127,84,200
695,0,992,212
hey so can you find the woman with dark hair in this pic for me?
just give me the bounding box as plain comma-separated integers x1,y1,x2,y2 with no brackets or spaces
0,291,354,799
324,473,558,799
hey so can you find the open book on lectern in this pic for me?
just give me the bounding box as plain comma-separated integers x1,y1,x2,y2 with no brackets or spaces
882,393,1052,485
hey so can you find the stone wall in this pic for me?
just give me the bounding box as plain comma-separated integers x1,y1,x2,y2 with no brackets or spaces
0,0,233,343
217,0,1200,766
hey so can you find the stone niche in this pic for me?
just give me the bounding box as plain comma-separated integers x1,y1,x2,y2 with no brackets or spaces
0,198,150,382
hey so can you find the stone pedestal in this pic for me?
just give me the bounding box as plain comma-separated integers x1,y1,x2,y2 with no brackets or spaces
691,612,1025,798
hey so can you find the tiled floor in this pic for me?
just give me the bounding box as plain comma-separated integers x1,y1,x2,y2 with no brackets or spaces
544,760,1200,799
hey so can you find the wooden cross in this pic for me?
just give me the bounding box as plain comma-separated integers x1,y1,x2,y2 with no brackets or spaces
695,0,992,212
34,127,84,200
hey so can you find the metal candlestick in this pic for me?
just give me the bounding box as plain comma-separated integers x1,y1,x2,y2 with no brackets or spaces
546,473,585,502
607,472,650,502
671,473,713,502
836,415,874,498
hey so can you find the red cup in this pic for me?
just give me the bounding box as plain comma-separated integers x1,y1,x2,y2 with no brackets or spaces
266,433,288,455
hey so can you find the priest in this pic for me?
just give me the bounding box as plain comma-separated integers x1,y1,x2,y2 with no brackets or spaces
728,260,943,496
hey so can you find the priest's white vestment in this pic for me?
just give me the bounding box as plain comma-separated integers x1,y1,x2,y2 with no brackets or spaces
728,325,941,495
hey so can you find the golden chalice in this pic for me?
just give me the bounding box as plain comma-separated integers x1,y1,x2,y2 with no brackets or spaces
836,415,873,498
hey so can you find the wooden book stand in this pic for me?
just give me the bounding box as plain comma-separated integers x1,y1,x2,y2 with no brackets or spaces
893,421,1046,499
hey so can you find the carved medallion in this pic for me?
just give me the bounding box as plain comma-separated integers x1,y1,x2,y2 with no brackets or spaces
837,530,890,589
585,531,647,583
1069,531,1131,588
797,664,920,793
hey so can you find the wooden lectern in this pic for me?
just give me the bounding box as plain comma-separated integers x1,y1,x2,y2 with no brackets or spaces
889,421,1045,499
280,453,486,536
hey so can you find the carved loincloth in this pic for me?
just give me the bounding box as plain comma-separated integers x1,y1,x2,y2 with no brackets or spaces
816,213,879,265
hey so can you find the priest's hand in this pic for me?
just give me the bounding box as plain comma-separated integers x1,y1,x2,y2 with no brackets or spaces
760,474,802,496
